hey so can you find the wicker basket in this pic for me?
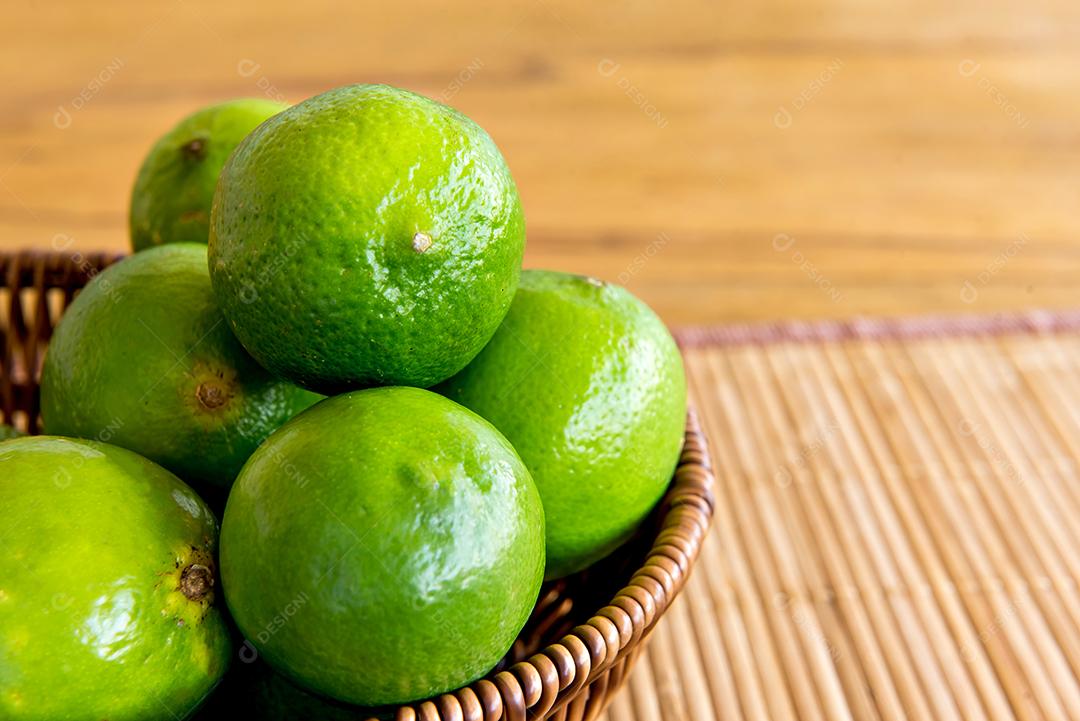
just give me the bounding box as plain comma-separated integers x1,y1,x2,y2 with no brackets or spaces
0,250,716,721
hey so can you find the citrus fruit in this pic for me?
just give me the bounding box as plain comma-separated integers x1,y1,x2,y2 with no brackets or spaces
40,244,321,494
0,436,232,720
438,270,687,579
0,424,21,440
219,386,544,706
208,84,525,392
130,98,288,251
248,669,367,721
191,661,371,721
222,663,369,721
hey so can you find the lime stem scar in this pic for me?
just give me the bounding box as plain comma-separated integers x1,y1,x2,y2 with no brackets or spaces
181,138,207,161
196,381,228,410
180,563,213,602
412,232,433,253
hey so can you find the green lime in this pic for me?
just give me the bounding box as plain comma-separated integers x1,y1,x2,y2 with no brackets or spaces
41,244,321,494
190,661,372,721
251,664,370,721
438,270,687,579
209,84,525,393
130,98,288,251
0,436,232,720
219,387,544,706
0,424,22,441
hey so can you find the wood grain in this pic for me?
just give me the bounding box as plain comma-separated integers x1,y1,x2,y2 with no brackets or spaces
6,6,1080,720
3,0,1079,326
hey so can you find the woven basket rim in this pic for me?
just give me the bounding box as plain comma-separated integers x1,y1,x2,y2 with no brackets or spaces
1,250,718,720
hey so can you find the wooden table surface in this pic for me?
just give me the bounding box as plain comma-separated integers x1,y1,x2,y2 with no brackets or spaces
5,4,1080,721
4,0,1079,327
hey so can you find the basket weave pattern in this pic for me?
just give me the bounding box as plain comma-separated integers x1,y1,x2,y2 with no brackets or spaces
0,250,716,721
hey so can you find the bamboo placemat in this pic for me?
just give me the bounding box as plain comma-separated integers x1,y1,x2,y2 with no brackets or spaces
603,311,1080,721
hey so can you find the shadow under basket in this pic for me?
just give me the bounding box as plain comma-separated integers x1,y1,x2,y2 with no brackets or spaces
0,250,717,721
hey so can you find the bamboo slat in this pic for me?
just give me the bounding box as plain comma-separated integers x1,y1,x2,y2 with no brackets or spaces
606,312,1080,721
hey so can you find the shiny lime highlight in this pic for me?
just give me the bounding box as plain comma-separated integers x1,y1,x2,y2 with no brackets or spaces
220,387,544,706
439,270,687,579
209,84,525,392
0,436,232,720
41,244,321,493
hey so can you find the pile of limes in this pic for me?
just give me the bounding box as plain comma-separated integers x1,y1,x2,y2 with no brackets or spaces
1,84,686,721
